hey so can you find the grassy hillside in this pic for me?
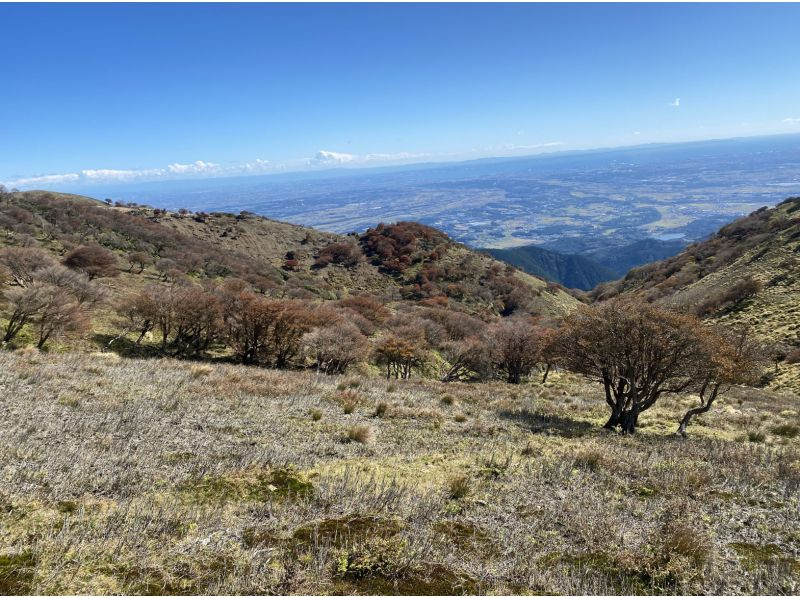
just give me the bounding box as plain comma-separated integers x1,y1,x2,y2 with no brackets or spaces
484,244,617,290
0,190,576,315
0,190,578,364
592,197,800,393
0,349,798,595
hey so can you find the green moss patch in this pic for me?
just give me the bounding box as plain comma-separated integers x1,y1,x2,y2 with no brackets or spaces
293,515,403,549
0,551,36,594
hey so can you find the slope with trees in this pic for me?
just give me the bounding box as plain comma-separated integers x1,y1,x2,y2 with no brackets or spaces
592,197,800,392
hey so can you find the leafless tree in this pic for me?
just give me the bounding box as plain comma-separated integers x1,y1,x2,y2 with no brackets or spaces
303,322,368,374
0,246,57,287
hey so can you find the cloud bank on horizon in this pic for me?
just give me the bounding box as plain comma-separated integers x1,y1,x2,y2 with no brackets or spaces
1,144,563,190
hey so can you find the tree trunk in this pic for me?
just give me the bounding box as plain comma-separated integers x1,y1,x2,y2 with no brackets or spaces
541,363,551,384
620,408,639,434
603,410,621,430
677,386,719,437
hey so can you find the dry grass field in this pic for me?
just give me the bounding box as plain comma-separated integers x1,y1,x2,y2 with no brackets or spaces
1,350,798,595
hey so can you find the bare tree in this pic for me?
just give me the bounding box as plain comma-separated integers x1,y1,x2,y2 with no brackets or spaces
1,265,100,348
0,247,57,287
128,251,153,273
34,286,89,349
303,322,368,374
486,317,548,384
441,336,493,382
373,334,420,379
2,286,48,343
113,291,158,345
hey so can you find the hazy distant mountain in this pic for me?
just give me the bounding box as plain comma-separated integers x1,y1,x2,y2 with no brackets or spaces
485,245,617,290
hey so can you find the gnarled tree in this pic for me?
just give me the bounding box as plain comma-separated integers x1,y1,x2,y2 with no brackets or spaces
552,298,712,434
676,329,762,436
0,246,57,287
63,244,119,279
303,322,368,374
486,317,550,384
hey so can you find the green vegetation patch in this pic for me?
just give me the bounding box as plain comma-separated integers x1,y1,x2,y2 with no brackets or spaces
180,466,313,504
730,542,800,572
433,520,494,553
0,551,36,594
292,515,403,549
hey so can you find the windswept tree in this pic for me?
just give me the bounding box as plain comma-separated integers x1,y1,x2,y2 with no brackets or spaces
114,290,158,345
127,251,153,273
63,244,119,279
676,329,763,436
441,336,493,382
303,322,368,374
373,334,421,379
552,298,725,434
222,291,275,364
33,287,90,349
263,300,319,368
115,284,221,356
2,264,101,347
486,317,549,384
222,292,317,367
2,286,48,343
0,246,57,287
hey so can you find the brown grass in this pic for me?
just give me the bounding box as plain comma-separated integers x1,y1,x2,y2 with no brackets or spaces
0,350,797,595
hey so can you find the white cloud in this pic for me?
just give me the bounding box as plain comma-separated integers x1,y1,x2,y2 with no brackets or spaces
81,168,162,181
2,147,454,189
167,160,220,174
363,151,428,162
311,150,357,166
241,158,272,173
783,117,800,125
309,150,429,167
2,173,80,188
482,141,565,153
670,98,681,108
633,131,642,136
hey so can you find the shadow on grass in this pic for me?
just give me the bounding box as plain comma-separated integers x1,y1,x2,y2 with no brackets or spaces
91,334,237,364
498,408,595,438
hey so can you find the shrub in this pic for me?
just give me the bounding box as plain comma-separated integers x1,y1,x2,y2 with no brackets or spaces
748,430,766,443
310,409,323,421
374,402,388,418
63,244,119,279
447,474,472,500
348,424,374,444
337,296,390,324
659,521,713,567
314,241,362,268
772,423,800,438
303,322,368,375
574,448,605,472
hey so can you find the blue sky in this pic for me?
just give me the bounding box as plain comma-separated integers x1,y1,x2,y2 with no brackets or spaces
2,2,800,189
